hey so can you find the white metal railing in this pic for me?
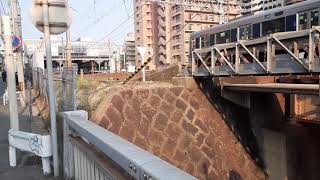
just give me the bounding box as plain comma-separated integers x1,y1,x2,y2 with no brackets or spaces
62,111,197,180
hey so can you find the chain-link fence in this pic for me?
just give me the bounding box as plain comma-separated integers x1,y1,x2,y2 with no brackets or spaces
32,64,78,112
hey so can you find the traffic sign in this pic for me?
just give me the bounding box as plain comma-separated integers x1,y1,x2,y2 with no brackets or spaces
12,36,21,49
30,0,72,35
137,47,148,57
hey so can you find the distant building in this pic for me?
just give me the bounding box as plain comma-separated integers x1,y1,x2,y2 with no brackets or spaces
241,0,284,15
285,0,305,5
241,0,305,15
24,37,123,73
123,33,136,72
134,0,240,70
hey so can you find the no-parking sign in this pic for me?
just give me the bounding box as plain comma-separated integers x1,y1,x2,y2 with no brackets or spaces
12,36,21,49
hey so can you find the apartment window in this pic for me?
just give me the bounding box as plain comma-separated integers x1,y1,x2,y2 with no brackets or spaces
175,14,181,22
148,44,151,47
176,5,181,12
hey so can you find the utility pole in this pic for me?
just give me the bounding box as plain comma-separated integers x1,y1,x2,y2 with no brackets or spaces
11,0,25,91
2,16,19,130
2,15,19,167
66,30,72,67
42,0,59,176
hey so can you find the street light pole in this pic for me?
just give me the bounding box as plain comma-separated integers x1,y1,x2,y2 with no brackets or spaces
42,0,59,177
66,30,72,67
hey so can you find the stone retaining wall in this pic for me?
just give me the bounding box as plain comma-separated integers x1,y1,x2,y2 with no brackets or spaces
92,83,265,180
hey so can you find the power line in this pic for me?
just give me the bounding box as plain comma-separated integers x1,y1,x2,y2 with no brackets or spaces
109,10,146,42
74,0,130,40
123,0,131,18
83,2,145,50
0,0,7,15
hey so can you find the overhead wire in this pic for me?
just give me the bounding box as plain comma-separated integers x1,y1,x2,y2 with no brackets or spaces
0,0,7,15
74,0,130,40
83,2,145,50
123,0,131,18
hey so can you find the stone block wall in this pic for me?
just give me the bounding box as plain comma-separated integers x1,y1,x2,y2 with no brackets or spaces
92,84,265,179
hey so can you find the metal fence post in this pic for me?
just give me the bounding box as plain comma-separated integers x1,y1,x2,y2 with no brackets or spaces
27,81,32,132
62,113,75,179
62,69,67,111
72,64,78,111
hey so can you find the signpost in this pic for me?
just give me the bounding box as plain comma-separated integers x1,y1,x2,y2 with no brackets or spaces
30,0,72,177
137,47,147,82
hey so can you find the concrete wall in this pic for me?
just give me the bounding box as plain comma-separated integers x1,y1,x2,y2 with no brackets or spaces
92,83,265,179
250,93,320,180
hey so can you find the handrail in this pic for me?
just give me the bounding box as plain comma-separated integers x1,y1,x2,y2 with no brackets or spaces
63,111,197,180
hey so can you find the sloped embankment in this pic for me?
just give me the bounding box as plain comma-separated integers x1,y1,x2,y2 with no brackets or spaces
92,82,265,180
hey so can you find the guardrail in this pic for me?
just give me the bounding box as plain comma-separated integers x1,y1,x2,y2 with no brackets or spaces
62,111,197,180
8,129,52,174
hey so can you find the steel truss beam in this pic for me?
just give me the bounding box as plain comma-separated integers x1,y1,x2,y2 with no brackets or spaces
191,26,320,77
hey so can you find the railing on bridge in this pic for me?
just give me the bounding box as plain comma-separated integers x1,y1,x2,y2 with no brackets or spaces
62,111,197,180
191,26,320,77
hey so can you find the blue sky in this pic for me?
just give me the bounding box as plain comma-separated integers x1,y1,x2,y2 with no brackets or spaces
20,0,134,44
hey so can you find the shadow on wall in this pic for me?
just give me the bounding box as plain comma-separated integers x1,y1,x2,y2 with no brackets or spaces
194,77,266,171
229,170,243,180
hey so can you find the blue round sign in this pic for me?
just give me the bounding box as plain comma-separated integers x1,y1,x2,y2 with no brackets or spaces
12,36,21,49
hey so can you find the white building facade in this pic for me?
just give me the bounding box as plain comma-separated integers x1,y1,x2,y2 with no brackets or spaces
24,37,123,73
241,0,284,15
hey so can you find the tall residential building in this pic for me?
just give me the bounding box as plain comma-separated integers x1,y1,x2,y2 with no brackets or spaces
123,33,136,72
134,0,241,70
